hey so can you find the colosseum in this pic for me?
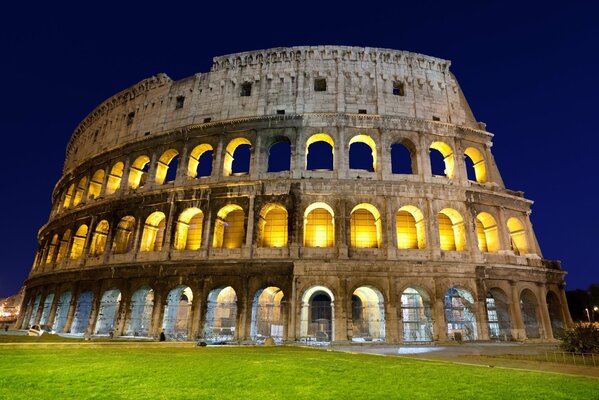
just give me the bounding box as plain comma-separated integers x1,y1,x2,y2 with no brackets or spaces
17,46,572,343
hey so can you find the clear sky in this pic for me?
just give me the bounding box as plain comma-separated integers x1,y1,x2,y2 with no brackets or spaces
1,1,597,297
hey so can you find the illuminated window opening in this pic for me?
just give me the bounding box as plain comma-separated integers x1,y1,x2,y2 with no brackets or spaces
128,155,150,189
259,204,288,248
126,286,154,337
89,220,109,257
71,290,93,334
486,288,512,341
444,287,478,341
476,212,500,253
204,286,237,341
464,147,487,183
250,287,285,341
438,208,466,251
140,212,166,252
303,202,334,248
401,287,433,342
212,205,245,249
173,208,204,250
507,217,529,255
155,149,179,185
63,184,74,209
350,204,381,248
69,224,88,259
73,177,88,206
351,286,385,341
223,138,251,177
306,133,334,171
56,230,71,262
163,286,193,340
105,162,124,195
94,289,121,335
112,216,135,254
430,141,455,178
267,139,291,172
45,234,59,264
349,134,377,172
520,289,540,339
87,170,104,200
300,286,334,341
188,144,214,178
396,205,426,249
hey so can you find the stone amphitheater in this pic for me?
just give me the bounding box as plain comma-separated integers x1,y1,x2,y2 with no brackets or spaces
17,46,571,343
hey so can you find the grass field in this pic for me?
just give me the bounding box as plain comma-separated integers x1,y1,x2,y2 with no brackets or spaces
0,344,598,399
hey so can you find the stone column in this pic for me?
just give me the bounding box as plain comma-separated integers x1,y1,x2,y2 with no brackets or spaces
80,216,97,266
336,127,346,180
150,289,165,338
119,157,132,192
190,283,203,339
175,141,189,185
558,286,573,326
64,284,80,333
85,287,102,337
145,152,158,189
509,282,525,340
100,164,110,197
432,297,447,341
46,286,60,328
163,194,177,251
536,283,553,340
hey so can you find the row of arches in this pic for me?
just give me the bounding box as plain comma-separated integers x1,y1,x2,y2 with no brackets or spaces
21,283,565,342
58,134,489,212
36,203,532,268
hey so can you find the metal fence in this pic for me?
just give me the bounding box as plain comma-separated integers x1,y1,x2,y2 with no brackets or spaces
486,352,598,367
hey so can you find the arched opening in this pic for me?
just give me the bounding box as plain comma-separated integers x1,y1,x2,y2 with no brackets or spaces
300,286,334,342
391,141,415,174
39,293,54,325
444,287,478,341
223,138,251,176
27,294,41,328
507,217,529,255
486,288,512,341
267,139,291,172
396,206,426,249
140,212,166,252
173,208,204,250
128,155,150,189
88,169,104,200
349,134,377,172
476,212,500,253
73,177,88,206
63,184,74,208
162,286,193,340
69,225,88,260
52,291,72,333
94,288,121,335
306,133,334,171
89,220,109,257
212,205,245,249
464,147,487,183
350,204,381,248
112,216,135,254
303,202,334,248
250,287,285,342
429,141,454,178
438,208,466,251
204,286,237,342
188,144,213,178
105,162,124,195
126,287,154,337
45,234,59,264
56,230,71,263
401,287,433,342
71,290,93,334
520,289,541,339
546,291,565,338
155,149,179,184
259,204,288,248
351,286,385,341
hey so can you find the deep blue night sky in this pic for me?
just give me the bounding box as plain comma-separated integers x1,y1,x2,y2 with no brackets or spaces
1,1,598,297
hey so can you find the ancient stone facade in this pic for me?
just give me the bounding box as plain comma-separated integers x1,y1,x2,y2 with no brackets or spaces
18,46,571,343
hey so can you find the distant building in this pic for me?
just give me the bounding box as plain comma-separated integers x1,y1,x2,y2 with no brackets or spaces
1,287,24,323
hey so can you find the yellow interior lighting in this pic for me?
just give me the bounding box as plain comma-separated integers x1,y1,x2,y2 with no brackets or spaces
155,149,179,185
507,217,529,255
223,138,251,177
476,212,499,253
140,212,166,252
105,162,124,195
430,141,455,178
112,216,135,254
174,208,204,250
188,144,213,178
260,204,288,248
464,147,487,183
304,202,334,248
128,155,150,189
349,134,377,172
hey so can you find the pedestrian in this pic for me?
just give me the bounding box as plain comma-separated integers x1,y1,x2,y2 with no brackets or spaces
159,330,166,342
4,325,7,332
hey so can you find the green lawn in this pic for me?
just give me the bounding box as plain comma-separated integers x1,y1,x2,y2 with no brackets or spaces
0,345,597,399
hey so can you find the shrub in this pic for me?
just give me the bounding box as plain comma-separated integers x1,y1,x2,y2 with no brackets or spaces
559,323,599,354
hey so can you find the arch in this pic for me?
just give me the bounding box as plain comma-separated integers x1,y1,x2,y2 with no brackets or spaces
250,287,285,342
173,208,204,250
204,286,237,342
212,205,245,249
396,205,426,249
303,202,335,248
520,288,541,339
69,224,88,260
546,291,565,337
27,294,41,328
464,147,487,183
105,161,124,195
128,155,150,189
188,144,214,178
162,285,193,340
300,285,334,342
444,287,478,341
45,234,59,264
94,288,121,335
155,149,179,185
476,212,500,253
52,290,72,333
223,138,251,177
126,286,154,337
267,138,291,172
71,290,93,334
72,177,88,206
507,217,529,255
88,169,105,200
437,208,466,251
259,204,288,248
140,212,166,252
486,288,512,340
429,141,455,178
401,287,433,342
112,216,135,254
306,133,334,171
350,203,381,248
351,286,385,341
63,183,74,208
391,140,416,174
349,134,377,172
56,229,71,262
89,220,109,257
